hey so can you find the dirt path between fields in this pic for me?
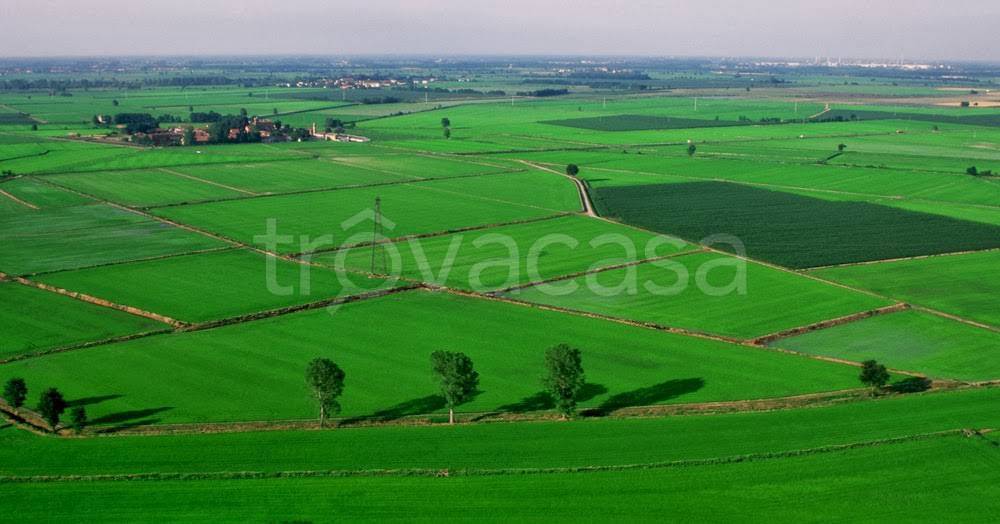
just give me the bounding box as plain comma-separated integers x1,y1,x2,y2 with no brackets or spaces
9,276,186,327
751,303,910,345
516,160,597,216
0,188,39,210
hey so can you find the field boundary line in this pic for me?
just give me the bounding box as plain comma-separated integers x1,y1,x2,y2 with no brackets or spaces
141,168,523,210
20,246,237,279
909,305,1000,334
494,248,708,294
750,303,910,345
158,168,259,196
0,429,974,483
288,213,571,258
0,188,39,210
803,247,1000,271
0,328,173,365
10,276,187,327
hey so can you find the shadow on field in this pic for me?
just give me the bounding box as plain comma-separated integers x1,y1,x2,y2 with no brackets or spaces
342,393,483,425
67,394,122,408
494,383,609,414
92,407,172,433
583,378,705,416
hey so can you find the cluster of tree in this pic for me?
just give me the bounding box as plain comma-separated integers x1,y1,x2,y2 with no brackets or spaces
207,115,260,144
113,113,159,134
361,96,403,105
304,343,589,427
3,378,87,433
324,118,346,133
967,166,995,177
190,111,224,123
515,88,569,97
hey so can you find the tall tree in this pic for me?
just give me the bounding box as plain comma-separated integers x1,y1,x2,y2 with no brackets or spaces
859,360,890,393
2,378,27,410
687,143,697,156
305,358,346,427
37,388,67,430
565,164,580,177
441,117,451,128
431,351,479,424
543,344,586,418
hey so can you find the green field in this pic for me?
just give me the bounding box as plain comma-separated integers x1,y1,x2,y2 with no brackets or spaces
775,309,1000,381
0,290,861,425
592,181,1000,268
0,204,223,275
508,252,890,339
320,215,692,291
34,249,389,323
810,250,1000,327
0,283,165,360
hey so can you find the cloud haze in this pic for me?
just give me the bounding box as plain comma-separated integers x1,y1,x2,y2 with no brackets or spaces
1,0,997,61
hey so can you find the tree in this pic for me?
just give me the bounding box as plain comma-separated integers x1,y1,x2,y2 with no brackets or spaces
687,143,697,156
967,166,979,176
2,378,27,410
37,388,67,430
859,360,890,393
112,99,119,106
239,107,248,117
182,127,195,146
443,127,451,139
31,124,38,131
69,406,87,434
565,164,580,177
838,143,847,152
441,117,451,128
431,351,479,424
542,344,586,418
305,358,346,427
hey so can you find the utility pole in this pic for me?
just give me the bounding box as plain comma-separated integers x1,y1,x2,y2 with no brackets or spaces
370,197,387,274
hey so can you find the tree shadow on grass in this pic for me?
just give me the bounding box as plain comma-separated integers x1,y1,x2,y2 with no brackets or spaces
67,394,122,408
342,392,483,426
583,378,705,417
494,383,609,414
91,407,172,433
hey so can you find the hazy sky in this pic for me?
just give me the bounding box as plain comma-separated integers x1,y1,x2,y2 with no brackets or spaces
2,0,998,61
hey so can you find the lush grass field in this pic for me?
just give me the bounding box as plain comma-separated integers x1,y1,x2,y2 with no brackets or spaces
320,215,692,291
0,204,223,275
592,181,1000,268
0,290,861,425
35,249,389,323
543,114,747,131
153,171,579,253
0,387,996,477
810,250,1000,327
508,252,890,339
0,282,165,360
1,435,996,522
46,169,245,207
775,310,1000,380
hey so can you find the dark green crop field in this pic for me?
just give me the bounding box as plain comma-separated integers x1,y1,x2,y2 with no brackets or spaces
592,181,1000,268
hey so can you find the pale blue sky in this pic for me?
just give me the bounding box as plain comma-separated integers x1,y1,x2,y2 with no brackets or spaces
1,0,997,61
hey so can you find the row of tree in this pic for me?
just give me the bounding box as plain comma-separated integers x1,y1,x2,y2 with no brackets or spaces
2,379,86,433
305,344,587,427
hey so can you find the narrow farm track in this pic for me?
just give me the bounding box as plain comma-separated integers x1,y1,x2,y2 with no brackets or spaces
516,160,596,216
0,188,39,210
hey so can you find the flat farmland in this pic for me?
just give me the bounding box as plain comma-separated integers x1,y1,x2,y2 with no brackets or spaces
810,250,1000,327
320,215,693,291
592,181,1000,268
1,386,997,477
45,169,245,207
775,309,1000,380
0,203,223,275
0,282,165,360
0,177,93,210
1,436,995,521
35,249,390,323
153,171,580,252
507,252,890,339
0,290,860,425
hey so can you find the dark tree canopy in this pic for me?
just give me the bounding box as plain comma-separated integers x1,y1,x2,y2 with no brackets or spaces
565,164,580,177
543,344,586,418
37,388,67,430
859,360,890,391
441,117,451,128
305,358,346,427
687,143,697,156
70,406,87,434
2,378,27,409
431,351,479,424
